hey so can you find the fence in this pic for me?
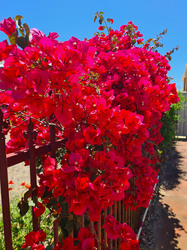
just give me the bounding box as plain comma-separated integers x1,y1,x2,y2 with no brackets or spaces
0,109,141,249
176,92,187,137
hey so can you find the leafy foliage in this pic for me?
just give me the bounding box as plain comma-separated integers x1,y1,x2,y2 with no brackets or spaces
160,92,185,152
0,197,53,249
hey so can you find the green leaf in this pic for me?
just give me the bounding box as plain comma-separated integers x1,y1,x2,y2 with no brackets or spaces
33,195,38,206
99,18,103,25
94,16,97,22
17,200,29,216
24,188,35,201
16,34,29,49
23,23,30,34
15,16,24,29
59,217,69,238
94,32,100,36
48,197,57,206
15,15,24,20
42,187,52,199
8,30,18,45
145,38,153,45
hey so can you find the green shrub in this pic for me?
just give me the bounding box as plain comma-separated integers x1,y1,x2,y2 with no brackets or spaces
160,91,185,152
0,197,53,249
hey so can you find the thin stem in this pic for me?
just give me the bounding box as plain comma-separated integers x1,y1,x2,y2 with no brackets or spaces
104,19,110,34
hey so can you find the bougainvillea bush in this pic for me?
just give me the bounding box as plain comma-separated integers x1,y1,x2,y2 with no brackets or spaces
0,13,179,249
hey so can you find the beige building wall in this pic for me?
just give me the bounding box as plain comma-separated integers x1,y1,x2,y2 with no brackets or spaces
182,64,187,91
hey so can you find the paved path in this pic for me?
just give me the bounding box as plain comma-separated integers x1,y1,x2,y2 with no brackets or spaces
158,141,187,250
0,162,30,204
141,141,187,250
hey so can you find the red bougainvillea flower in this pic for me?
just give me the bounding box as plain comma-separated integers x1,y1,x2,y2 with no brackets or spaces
22,230,46,249
74,227,95,249
54,242,63,250
83,126,102,145
98,26,104,31
103,215,120,240
62,236,75,249
0,18,16,36
110,18,114,24
0,15,179,250
33,202,45,218
103,215,139,249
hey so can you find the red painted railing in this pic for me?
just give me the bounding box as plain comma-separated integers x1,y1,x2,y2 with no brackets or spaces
0,109,141,249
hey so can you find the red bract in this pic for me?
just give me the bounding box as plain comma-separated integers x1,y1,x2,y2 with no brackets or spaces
0,18,16,36
103,215,121,240
22,230,46,249
83,126,102,145
103,215,139,249
33,202,45,218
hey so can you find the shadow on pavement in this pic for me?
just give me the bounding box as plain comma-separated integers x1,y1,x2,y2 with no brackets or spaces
154,199,187,250
161,143,186,191
140,142,187,250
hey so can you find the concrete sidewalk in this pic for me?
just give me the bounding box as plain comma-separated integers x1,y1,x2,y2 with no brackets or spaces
0,134,30,204
141,141,187,250
0,162,30,204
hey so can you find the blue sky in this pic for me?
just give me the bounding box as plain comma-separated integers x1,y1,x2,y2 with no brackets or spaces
0,0,187,90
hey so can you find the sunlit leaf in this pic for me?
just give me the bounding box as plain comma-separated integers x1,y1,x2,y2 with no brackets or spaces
8,30,18,45
145,38,153,44
24,187,35,201
15,15,24,20
23,23,30,34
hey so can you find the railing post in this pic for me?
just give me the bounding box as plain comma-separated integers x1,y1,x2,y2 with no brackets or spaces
50,123,58,245
98,215,101,250
114,201,117,250
109,205,113,249
0,110,13,249
28,119,39,231
104,209,108,249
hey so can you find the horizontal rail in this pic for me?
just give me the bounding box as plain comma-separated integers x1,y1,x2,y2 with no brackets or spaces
7,139,66,167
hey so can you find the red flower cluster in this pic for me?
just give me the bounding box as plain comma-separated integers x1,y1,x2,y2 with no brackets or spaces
54,228,95,249
22,230,46,249
0,17,179,249
103,215,139,249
